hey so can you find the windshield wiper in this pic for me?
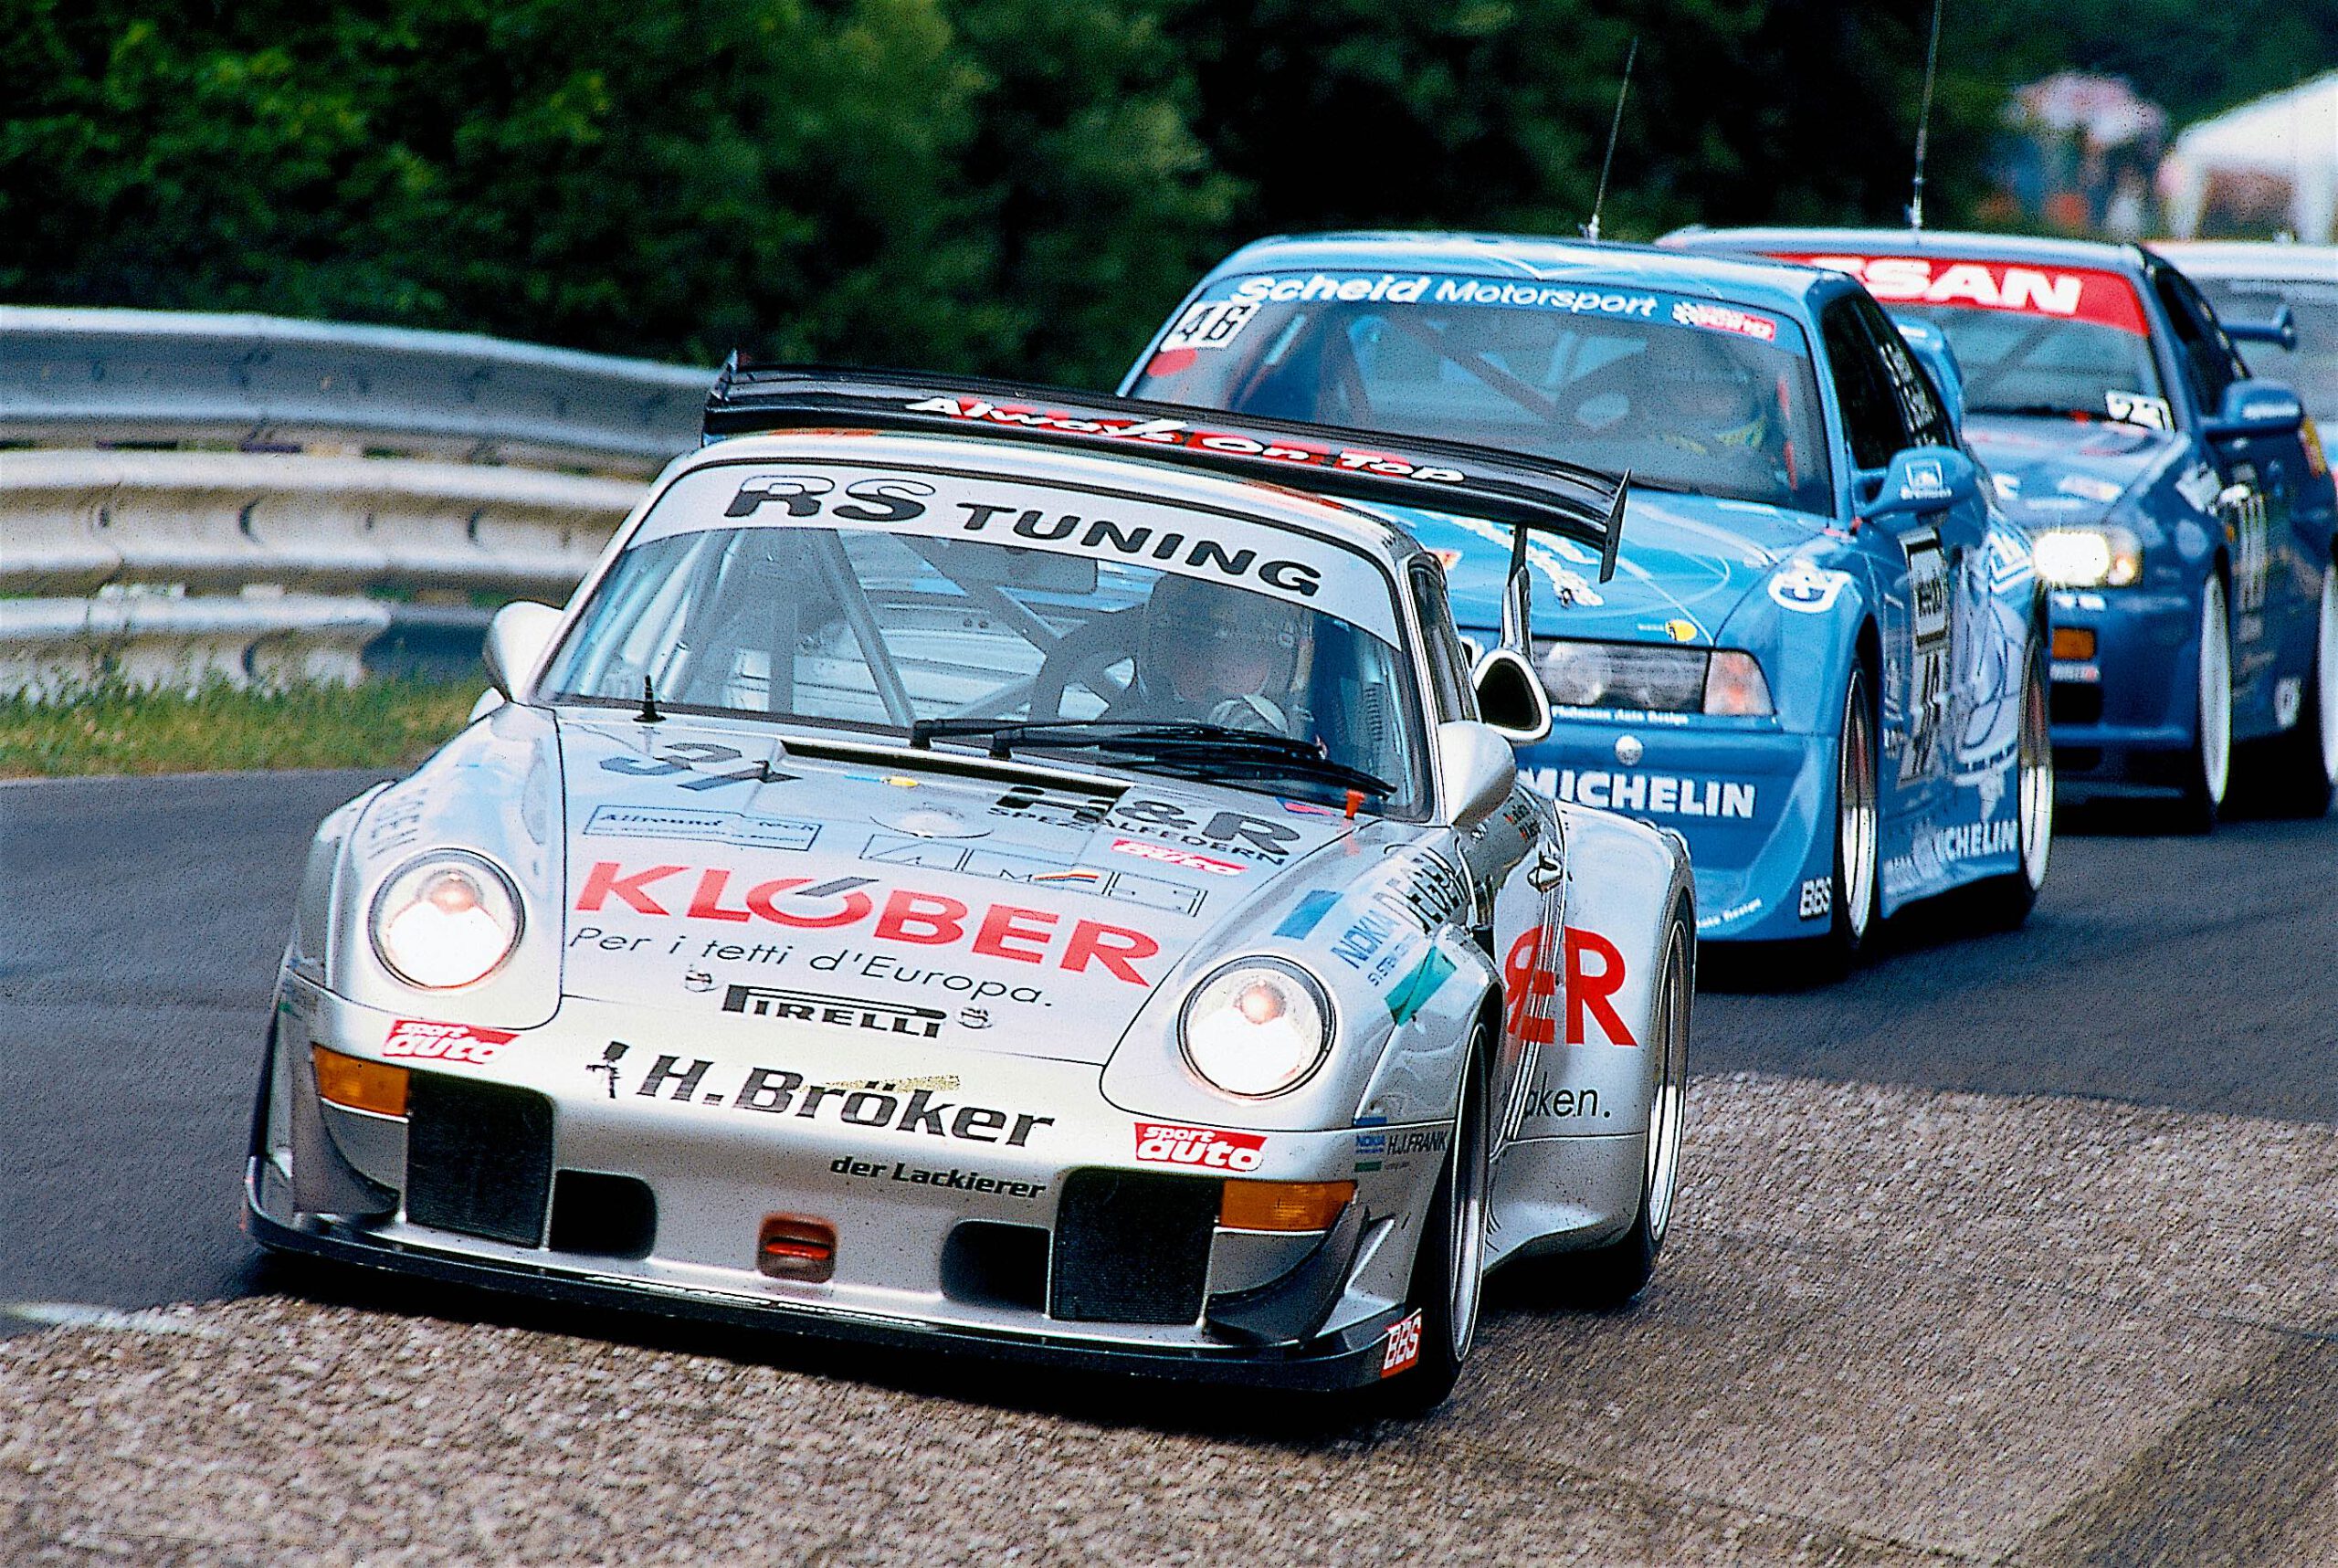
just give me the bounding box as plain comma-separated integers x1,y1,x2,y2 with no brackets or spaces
909,717,1394,797
911,716,1168,753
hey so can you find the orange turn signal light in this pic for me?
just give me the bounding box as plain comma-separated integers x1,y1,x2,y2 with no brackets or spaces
1219,1179,1354,1232
758,1215,837,1282
311,1045,410,1117
2052,626,2098,661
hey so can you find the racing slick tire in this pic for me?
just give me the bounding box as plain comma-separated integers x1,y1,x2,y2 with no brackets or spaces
1794,667,1879,978
2241,562,2338,819
1377,1027,1492,1416
1969,643,2055,931
1561,898,1692,1307
2169,575,2233,835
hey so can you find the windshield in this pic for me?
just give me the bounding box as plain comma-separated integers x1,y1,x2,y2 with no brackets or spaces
1128,272,1834,514
538,458,1431,816
2190,275,2338,423
1780,253,2167,426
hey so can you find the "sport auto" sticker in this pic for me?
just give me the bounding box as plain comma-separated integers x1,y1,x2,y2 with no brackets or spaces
383,1019,515,1066
1133,1122,1266,1172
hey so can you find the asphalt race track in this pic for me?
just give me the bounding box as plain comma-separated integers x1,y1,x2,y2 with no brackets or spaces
4,770,2336,1564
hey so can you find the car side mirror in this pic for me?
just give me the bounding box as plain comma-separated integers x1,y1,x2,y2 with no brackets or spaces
2203,379,2304,441
2220,305,2296,353
1471,647,1552,744
1437,721,1518,831
1863,445,1977,522
482,601,563,700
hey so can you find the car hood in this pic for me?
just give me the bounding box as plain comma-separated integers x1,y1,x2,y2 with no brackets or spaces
551,713,1372,1062
1963,414,2185,525
1394,489,1828,646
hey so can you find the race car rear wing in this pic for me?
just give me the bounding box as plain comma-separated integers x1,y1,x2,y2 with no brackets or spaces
702,361,1631,582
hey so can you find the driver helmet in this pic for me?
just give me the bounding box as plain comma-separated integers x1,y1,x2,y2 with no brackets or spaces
1137,573,1309,729
1645,334,1777,457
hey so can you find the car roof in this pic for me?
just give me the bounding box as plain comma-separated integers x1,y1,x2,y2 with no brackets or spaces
1666,225,2154,278
2148,240,2338,284
668,427,1427,568
1196,230,1843,318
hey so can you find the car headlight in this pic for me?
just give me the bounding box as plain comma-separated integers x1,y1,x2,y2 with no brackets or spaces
1178,958,1332,1098
369,851,524,989
2030,525,2142,588
1534,639,1774,717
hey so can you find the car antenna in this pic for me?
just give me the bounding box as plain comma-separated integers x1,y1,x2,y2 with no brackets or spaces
1581,36,1638,243
636,674,665,724
1906,0,1945,231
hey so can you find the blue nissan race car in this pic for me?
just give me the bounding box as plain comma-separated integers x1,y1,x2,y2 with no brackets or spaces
1668,229,2338,829
1122,234,2052,970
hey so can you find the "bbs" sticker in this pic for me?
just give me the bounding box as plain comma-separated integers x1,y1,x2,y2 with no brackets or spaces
1381,1310,1425,1377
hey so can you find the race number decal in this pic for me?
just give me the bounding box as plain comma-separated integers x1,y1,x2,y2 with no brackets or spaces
1160,299,1261,353
1899,531,1952,784
2105,391,2173,431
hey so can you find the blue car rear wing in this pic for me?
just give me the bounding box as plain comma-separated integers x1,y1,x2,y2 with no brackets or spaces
702,361,1630,582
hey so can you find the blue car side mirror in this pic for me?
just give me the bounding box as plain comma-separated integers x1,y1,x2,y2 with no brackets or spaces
2203,380,2305,441
1863,446,1978,521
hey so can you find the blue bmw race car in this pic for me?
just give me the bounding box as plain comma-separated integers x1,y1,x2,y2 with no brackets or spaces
1123,234,2051,968
1669,229,2338,828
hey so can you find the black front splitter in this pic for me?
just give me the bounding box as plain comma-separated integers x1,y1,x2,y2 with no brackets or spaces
245,1184,1403,1394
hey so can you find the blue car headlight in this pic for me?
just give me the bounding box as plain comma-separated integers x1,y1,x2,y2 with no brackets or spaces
1534,639,1774,717
2031,524,2143,589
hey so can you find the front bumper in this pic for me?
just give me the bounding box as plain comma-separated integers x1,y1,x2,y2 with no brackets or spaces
254,984,1435,1392
1514,713,1827,942
2047,587,2199,795
247,1165,1408,1391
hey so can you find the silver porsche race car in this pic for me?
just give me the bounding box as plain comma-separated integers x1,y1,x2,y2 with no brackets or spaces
247,370,1695,1407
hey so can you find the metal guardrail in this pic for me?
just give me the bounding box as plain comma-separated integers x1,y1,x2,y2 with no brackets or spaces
1,309,714,697
0,306,711,468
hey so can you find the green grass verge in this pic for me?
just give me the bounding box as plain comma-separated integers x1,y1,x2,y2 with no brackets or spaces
0,678,484,778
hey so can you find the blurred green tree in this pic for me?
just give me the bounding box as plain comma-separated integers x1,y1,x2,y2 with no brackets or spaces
0,0,2326,383
0,0,1229,380
1154,0,2000,245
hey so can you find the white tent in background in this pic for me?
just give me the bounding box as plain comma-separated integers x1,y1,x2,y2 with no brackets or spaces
2160,71,2338,243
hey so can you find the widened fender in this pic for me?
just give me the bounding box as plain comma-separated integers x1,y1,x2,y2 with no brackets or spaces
1510,804,1690,1142
1486,804,1690,1259
325,701,567,1028
1713,554,1873,738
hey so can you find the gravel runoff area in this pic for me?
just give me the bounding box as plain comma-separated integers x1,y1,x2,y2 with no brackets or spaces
4,1072,2335,1568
